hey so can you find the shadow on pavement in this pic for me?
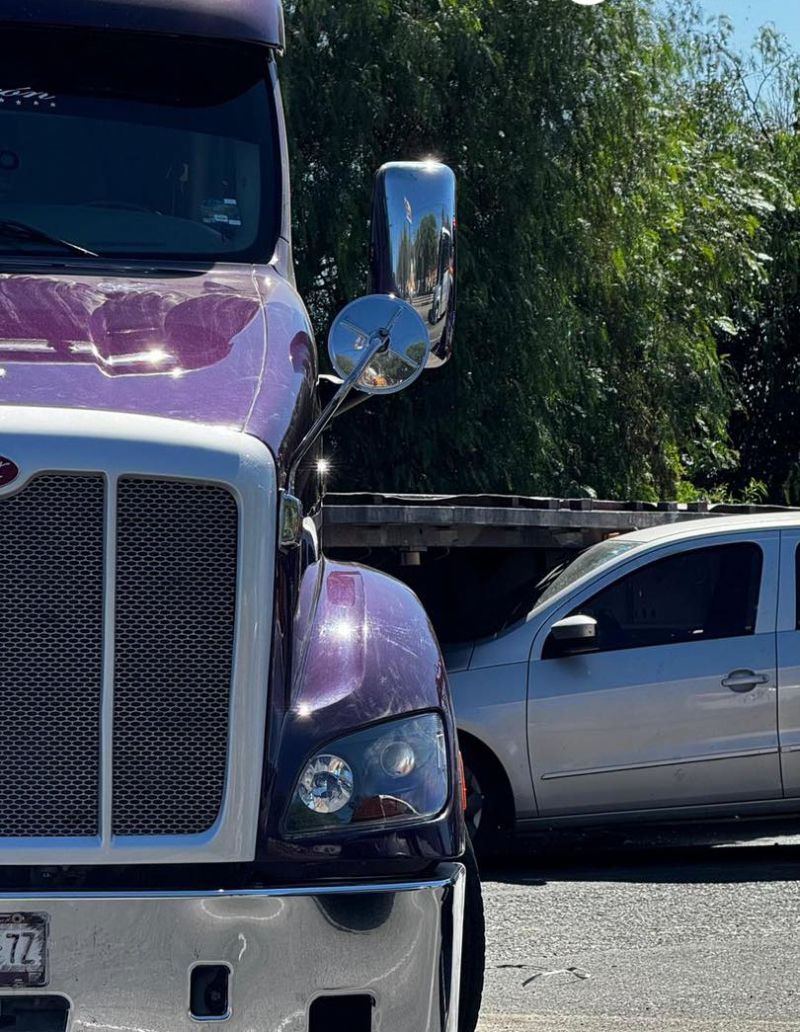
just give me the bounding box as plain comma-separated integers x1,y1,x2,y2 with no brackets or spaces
480,818,800,885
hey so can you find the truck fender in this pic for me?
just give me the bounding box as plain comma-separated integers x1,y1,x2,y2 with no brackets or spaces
290,558,453,735
260,558,463,861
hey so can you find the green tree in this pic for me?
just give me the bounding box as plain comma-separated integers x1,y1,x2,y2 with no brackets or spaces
281,0,781,500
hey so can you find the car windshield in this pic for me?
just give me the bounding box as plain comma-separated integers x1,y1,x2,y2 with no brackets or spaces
0,26,279,263
532,538,639,610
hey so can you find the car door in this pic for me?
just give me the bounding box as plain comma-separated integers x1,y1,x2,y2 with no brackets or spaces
527,533,781,817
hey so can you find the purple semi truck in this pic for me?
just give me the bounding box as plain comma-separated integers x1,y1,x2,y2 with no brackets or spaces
0,2,483,1030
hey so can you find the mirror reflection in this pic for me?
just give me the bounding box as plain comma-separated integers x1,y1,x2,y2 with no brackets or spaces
370,161,456,367
328,294,431,395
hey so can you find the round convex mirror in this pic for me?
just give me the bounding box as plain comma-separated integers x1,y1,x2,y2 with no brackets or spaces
328,294,432,395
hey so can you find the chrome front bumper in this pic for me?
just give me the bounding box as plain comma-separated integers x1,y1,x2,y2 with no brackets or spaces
0,865,465,1032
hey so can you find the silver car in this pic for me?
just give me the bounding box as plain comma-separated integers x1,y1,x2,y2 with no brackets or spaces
447,514,800,850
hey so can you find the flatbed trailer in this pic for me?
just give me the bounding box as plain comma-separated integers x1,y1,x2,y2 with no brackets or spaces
323,493,797,642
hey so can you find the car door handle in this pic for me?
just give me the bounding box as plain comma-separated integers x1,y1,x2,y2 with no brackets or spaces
721,669,769,692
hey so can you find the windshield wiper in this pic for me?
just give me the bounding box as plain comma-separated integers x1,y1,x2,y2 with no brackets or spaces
0,219,99,258
530,560,569,602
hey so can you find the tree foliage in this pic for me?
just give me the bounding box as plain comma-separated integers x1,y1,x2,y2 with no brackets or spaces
282,0,800,502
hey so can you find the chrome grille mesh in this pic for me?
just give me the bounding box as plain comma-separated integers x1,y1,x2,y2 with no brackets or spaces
0,470,239,842
0,475,105,837
113,478,239,837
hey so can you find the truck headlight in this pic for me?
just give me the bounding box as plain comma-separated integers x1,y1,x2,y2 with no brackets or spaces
297,754,355,814
285,712,449,835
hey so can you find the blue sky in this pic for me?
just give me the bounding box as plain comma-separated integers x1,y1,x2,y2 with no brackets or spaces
695,0,800,52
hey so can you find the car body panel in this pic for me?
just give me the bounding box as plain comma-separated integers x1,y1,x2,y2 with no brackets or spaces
448,661,538,820
515,795,800,830
529,636,780,816
441,642,474,674
465,620,537,670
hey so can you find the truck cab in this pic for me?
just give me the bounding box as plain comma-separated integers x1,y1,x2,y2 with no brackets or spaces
0,2,481,1029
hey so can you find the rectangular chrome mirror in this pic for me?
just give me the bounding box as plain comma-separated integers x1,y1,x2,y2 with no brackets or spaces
369,161,456,367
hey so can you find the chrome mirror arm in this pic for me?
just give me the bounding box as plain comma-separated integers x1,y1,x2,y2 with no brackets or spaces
281,291,432,548
286,332,387,497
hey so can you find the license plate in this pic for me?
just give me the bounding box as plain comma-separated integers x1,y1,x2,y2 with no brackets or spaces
0,913,47,987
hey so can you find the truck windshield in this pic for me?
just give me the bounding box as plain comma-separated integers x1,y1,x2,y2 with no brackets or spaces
0,26,279,263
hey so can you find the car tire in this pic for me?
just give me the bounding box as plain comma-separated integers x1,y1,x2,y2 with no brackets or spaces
462,747,507,859
459,836,485,1032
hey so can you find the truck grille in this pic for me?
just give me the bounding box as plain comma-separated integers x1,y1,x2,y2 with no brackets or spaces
0,473,239,840
113,478,239,836
0,475,105,837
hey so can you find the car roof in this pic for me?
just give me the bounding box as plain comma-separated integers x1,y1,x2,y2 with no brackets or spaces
0,0,284,49
621,510,800,547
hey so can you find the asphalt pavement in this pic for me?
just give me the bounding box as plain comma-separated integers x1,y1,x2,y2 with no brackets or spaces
476,826,800,1032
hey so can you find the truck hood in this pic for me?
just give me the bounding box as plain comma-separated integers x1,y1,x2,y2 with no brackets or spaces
0,263,316,457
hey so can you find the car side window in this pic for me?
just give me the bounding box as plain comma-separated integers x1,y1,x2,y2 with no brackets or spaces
551,543,763,656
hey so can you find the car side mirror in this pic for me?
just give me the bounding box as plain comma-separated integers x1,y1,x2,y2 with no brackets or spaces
547,614,598,657
369,161,456,367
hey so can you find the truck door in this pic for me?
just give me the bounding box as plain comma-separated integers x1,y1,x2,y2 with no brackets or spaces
775,530,800,796
527,534,781,817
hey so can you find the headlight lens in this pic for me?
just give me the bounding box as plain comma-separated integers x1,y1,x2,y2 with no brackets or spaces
286,712,449,835
297,754,354,814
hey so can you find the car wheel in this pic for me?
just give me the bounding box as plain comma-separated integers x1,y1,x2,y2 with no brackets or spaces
462,747,511,859
458,836,485,1032
463,759,486,845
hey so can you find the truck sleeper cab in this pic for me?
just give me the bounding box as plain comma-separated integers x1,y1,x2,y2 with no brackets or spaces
0,2,482,1029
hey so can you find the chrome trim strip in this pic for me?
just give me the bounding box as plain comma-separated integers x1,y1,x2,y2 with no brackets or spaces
445,864,466,1032
0,406,276,865
541,747,778,780
0,871,462,901
780,744,800,754
99,474,117,846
